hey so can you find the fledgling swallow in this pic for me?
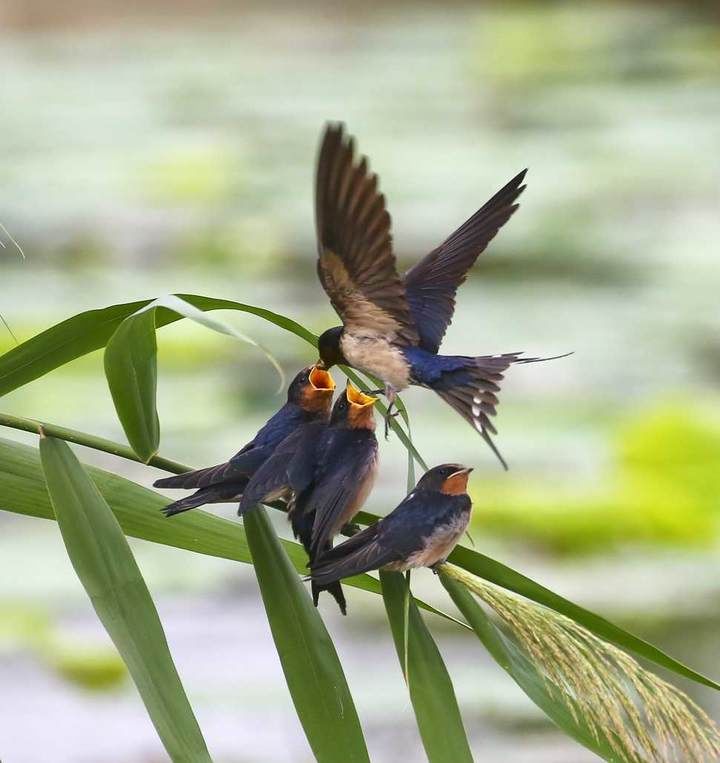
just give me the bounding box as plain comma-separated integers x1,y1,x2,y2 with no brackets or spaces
237,380,379,614
153,365,335,516
309,464,473,586
313,122,568,467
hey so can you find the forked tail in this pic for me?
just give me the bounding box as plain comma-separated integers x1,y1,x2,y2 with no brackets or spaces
434,351,570,470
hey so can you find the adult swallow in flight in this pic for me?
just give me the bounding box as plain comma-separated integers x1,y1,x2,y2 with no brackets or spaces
238,381,379,614
309,464,472,585
314,122,565,467
153,365,335,516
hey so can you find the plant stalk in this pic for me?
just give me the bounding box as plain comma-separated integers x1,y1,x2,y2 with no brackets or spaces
0,412,191,474
0,411,376,531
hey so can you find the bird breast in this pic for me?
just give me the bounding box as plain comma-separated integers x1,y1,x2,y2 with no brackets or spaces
387,508,471,571
334,447,379,534
340,333,410,390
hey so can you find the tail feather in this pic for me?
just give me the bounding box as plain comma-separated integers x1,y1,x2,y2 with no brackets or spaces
154,448,268,491
291,506,347,615
161,491,213,517
154,464,227,490
311,579,347,616
435,352,570,470
161,481,248,517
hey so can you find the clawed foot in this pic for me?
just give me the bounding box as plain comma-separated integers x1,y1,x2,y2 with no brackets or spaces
430,560,446,575
383,405,400,440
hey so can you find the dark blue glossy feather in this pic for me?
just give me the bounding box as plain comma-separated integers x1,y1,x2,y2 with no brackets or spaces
403,169,527,353
310,489,471,584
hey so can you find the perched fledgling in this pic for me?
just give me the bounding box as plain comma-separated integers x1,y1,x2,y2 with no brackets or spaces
153,365,335,517
309,464,473,585
238,381,379,614
314,122,567,467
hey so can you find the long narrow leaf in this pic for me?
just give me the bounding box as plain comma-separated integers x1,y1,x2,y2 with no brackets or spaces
102,297,286,461
448,545,720,691
153,295,285,392
39,436,212,762
104,307,160,462
1,406,716,690
0,299,150,395
0,435,461,622
381,570,473,763
0,294,314,397
0,296,416,454
244,507,370,763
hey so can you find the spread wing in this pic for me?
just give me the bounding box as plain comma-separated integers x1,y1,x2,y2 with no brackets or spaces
403,169,527,353
315,122,419,345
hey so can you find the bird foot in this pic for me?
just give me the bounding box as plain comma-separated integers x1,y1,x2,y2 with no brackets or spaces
383,406,400,440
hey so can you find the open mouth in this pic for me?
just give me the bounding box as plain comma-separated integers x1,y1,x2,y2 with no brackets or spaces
309,366,335,391
346,381,377,407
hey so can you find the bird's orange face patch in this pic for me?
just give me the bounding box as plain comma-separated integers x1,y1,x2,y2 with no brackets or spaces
302,366,336,412
440,469,472,496
346,382,378,428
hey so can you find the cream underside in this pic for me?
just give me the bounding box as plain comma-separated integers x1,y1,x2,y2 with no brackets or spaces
340,334,410,390
385,510,471,571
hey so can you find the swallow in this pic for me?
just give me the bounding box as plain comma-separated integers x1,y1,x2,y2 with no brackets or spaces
309,464,473,586
314,122,566,467
238,381,379,614
153,365,335,516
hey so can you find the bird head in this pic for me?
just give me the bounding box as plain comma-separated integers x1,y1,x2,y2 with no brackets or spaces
331,380,378,429
316,326,347,369
287,365,336,414
416,464,473,495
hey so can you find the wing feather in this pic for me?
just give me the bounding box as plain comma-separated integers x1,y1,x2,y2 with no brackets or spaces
404,169,527,352
315,122,419,344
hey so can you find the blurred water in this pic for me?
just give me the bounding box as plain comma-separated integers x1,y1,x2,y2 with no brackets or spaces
1,3,719,761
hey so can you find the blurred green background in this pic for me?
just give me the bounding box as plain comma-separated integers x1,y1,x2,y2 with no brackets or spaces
1,2,719,761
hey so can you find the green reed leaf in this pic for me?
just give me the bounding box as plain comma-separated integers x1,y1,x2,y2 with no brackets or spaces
381,570,473,763
104,307,160,462
40,436,212,763
0,434,458,622
244,507,370,763
103,296,286,461
0,294,314,398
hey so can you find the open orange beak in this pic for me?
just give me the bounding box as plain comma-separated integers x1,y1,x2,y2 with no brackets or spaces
346,381,377,407
309,366,335,392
